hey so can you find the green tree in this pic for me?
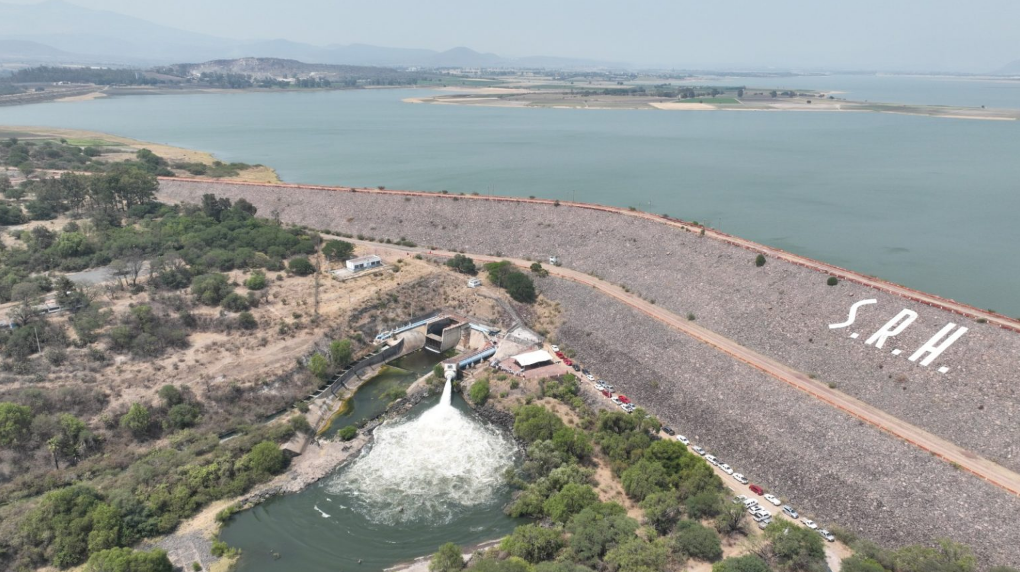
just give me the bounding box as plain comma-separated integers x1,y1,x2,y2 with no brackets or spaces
640,489,682,535
245,271,268,290
543,483,598,524
120,403,152,438
308,352,330,380
157,385,183,407
288,257,316,276
221,292,250,312
621,459,669,501
672,520,722,562
322,239,355,262
191,273,233,306
338,425,358,441
566,503,639,565
714,501,747,536
685,491,723,520
238,311,258,330
603,537,669,572
0,401,33,448
841,555,887,572
764,521,825,570
503,270,537,303
827,276,839,286
893,540,976,572
242,441,286,477
446,254,477,275
500,523,564,563
469,378,490,405
167,403,200,430
514,404,565,443
21,485,121,568
755,254,766,267
712,555,771,572
430,542,465,572
329,339,353,368
85,547,173,572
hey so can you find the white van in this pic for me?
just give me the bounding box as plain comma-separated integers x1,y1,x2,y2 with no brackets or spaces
467,278,482,288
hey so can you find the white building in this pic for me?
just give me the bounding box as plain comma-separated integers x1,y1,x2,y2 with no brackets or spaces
345,254,383,272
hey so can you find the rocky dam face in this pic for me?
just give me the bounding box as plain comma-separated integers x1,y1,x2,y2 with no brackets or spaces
159,179,1020,566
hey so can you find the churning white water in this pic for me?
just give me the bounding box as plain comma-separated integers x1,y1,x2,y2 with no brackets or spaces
328,379,515,525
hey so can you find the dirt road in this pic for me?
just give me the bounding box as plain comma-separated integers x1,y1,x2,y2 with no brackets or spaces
348,238,1020,499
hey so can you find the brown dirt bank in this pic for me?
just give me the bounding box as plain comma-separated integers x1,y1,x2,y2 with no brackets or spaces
538,277,1020,569
157,179,1020,479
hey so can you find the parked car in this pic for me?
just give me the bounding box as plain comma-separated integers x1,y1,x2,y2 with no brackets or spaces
763,494,781,506
818,530,836,542
676,435,690,445
782,505,799,519
692,446,706,456
753,511,771,523
582,369,591,375
572,364,581,372
601,389,611,398
555,351,565,359
563,358,573,366
622,404,636,412
585,373,595,381
801,518,817,530
705,455,719,466
602,383,614,392
661,426,675,435
743,498,759,509
733,495,747,504
732,473,749,485
758,519,771,530
749,484,764,495
618,395,631,404
611,397,623,406
551,345,559,352
719,463,734,475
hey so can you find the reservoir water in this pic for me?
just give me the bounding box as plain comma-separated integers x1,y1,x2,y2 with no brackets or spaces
0,75,1017,315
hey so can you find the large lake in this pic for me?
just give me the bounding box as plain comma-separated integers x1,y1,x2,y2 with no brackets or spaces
0,75,1017,315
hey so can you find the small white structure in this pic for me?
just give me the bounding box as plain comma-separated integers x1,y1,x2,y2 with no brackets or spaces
512,349,554,369
548,256,559,265
467,278,482,288
345,255,383,272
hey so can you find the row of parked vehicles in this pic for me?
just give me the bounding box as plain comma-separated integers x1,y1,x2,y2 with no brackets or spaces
555,345,838,544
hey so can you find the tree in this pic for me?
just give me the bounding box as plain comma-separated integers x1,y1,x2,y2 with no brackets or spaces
503,270,537,303
289,256,316,276
308,352,330,380
322,239,355,262
841,555,887,572
640,489,682,535
220,292,250,312
714,501,747,536
500,523,563,563
430,542,465,572
513,404,565,443
245,271,267,290
0,402,33,448
329,339,353,368
157,385,183,407
238,311,258,330
893,540,976,572
242,441,286,477
338,425,357,441
469,378,490,405
191,273,233,306
566,503,639,565
21,485,122,568
47,413,97,467
603,537,669,572
446,254,477,275
672,520,722,562
685,491,723,520
712,555,771,572
755,254,766,267
827,276,839,286
764,520,825,570
621,459,669,501
167,403,200,430
543,483,598,523
85,547,173,572
120,403,152,438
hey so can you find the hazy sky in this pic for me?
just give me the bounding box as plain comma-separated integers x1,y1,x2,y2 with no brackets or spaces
10,0,1020,71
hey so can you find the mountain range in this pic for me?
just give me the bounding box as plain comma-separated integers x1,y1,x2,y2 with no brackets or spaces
0,0,621,69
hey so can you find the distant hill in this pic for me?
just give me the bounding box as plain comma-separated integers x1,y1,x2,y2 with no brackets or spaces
992,59,1020,75
0,0,622,69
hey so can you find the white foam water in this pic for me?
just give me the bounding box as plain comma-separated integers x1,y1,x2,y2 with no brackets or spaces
328,380,515,525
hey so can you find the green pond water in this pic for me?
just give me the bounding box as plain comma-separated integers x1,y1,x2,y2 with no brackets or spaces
0,75,1016,314
219,389,521,572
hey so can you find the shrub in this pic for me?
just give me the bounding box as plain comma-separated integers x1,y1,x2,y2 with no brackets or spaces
322,239,355,262
238,311,258,330
241,441,286,477
308,353,329,380
672,520,723,561
120,403,152,438
621,459,669,501
158,384,183,407
84,547,173,572
338,425,357,441
221,292,250,312
712,555,770,572
754,254,766,267
543,483,598,523
288,257,316,276
0,401,34,448
245,271,267,290
167,403,200,430
685,491,723,520
469,378,490,405
446,254,477,275
500,524,563,563
288,414,313,434
827,276,839,286
430,542,465,572
191,273,233,306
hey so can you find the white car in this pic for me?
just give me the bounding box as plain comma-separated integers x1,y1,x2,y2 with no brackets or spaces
782,505,799,519
705,455,719,466
732,473,749,485
818,529,836,542
753,511,771,523
676,435,690,445
550,345,559,352
719,463,734,475
692,446,706,456
763,494,781,506
743,498,759,509
602,383,614,392
733,495,747,504
611,397,622,406
801,518,817,530
585,373,595,381
622,403,636,412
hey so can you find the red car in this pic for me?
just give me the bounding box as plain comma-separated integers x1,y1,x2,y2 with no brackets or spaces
749,484,764,496
563,358,573,366
618,395,631,404
601,390,611,398
555,351,565,359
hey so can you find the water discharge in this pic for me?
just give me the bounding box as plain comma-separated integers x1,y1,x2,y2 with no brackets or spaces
327,378,515,526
